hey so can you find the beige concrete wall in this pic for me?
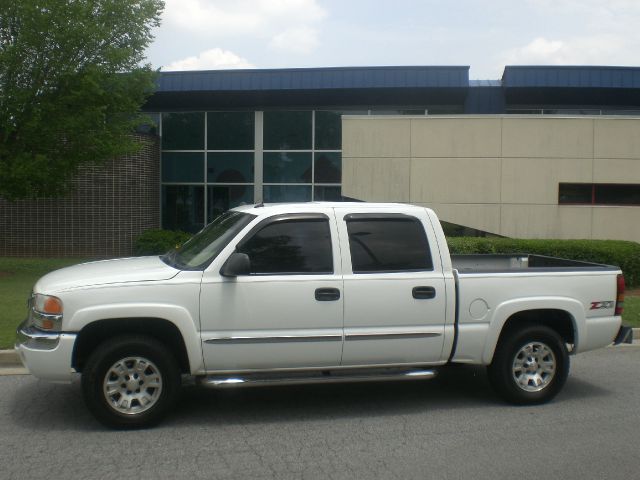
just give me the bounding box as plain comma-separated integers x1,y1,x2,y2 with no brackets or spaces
341,115,640,242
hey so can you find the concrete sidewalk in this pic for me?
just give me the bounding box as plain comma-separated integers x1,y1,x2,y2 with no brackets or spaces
3,328,640,375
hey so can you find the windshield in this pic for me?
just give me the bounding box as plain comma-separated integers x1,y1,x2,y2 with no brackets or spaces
162,211,255,270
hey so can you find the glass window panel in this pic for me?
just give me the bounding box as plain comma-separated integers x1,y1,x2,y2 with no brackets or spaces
208,185,254,222
162,153,204,182
314,152,341,183
543,109,601,115
425,106,464,114
162,185,204,233
558,183,592,204
346,218,433,273
263,111,312,150
315,111,341,149
207,153,254,183
602,110,640,116
595,184,640,205
237,219,333,274
162,112,205,150
263,185,311,203
264,152,312,183
207,112,254,150
370,109,426,115
506,109,543,115
314,186,342,201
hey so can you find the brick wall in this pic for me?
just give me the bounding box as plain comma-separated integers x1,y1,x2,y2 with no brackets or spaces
0,134,160,258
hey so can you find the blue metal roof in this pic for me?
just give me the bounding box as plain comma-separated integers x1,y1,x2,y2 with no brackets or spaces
503,66,640,89
156,66,470,92
143,65,640,112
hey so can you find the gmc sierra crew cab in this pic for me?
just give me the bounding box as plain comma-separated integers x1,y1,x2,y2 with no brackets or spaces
15,202,632,428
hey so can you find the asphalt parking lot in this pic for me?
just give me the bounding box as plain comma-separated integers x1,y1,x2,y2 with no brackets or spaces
1,346,639,480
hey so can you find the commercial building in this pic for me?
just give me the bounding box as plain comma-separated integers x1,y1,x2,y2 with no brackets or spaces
2,65,640,256
342,114,640,241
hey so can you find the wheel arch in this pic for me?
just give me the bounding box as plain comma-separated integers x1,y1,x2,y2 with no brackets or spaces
73,317,194,374
482,298,583,365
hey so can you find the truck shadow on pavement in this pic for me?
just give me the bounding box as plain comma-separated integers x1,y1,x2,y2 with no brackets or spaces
9,365,610,431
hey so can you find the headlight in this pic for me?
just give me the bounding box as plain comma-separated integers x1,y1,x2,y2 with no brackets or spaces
30,294,63,330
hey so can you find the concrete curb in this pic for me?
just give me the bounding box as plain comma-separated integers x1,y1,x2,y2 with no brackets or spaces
0,349,20,367
2,328,640,373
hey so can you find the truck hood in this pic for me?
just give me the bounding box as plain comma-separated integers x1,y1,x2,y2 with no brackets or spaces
34,256,180,293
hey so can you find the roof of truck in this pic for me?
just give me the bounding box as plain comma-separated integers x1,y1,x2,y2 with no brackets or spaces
232,202,427,215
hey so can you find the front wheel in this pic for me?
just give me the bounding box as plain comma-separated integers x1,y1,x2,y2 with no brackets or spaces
81,335,181,429
487,325,569,405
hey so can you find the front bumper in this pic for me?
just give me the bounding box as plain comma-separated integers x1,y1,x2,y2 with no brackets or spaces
15,320,77,383
613,325,633,345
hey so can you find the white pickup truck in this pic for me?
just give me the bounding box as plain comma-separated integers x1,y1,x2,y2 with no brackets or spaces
16,202,632,428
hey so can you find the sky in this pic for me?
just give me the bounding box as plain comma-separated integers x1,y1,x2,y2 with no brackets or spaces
146,0,640,79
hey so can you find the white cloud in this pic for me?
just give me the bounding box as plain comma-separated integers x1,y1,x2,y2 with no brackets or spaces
269,26,319,54
526,0,640,29
163,48,254,71
500,35,630,66
163,0,326,37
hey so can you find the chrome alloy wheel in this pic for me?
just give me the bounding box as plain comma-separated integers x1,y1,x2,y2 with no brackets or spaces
511,342,556,392
103,357,163,415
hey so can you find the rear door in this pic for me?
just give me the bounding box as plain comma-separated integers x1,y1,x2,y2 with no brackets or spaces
335,208,447,366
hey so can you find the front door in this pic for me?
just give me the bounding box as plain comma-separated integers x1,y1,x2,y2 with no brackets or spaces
200,211,343,372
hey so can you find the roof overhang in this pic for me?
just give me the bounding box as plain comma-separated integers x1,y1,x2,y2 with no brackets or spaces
144,66,470,110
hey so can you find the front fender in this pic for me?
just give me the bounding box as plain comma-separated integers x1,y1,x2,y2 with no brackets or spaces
481,297,584,365
67,303,204,374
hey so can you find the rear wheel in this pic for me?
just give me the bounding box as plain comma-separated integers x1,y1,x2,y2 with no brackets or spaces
81,335,181,429
487,325,569,405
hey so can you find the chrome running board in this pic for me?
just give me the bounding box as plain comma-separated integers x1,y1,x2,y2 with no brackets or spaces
197,368,437,389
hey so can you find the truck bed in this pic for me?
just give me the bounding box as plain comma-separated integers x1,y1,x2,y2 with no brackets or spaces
451,254,618,273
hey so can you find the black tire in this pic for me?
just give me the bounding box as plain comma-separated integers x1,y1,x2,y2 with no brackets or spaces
81,335,181,429
487,324,569,405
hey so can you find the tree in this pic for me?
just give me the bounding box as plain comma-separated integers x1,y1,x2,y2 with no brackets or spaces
0,0,164,200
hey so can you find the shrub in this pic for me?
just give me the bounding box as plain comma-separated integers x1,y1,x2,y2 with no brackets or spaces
133,229,192,256
447,237,640,287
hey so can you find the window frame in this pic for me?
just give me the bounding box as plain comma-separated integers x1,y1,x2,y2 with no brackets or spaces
344,213,434,274
234,213,335,276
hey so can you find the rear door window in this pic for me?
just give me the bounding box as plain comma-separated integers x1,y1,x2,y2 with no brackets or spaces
345,216,433,273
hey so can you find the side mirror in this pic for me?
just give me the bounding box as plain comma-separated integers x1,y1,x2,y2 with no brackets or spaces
220,252,251,277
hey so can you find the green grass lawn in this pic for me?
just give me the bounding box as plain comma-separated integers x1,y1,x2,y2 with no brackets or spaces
621,296,640,328
0,258,90,349
1,257,639,350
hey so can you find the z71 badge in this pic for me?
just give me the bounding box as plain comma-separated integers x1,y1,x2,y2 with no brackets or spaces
590,301,615,310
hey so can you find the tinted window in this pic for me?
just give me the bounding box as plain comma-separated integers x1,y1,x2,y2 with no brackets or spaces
162,185,204,233
161,112,204,150
207,111,254,150
238,218,333,274
346,217,432,273
559,183,592,204
162,152,204,182
263,185,312,203
314,152,341,183
207,152,254,183
314,186,342,201
558,183,640,205
207,186,254,222
263,111,312,150
595,184,640,205
263,152,312,183
314,111,341,150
